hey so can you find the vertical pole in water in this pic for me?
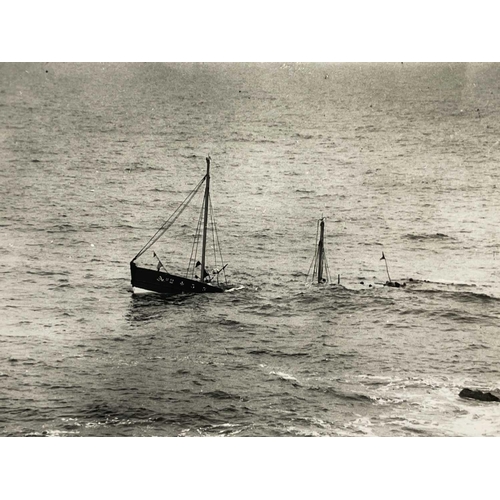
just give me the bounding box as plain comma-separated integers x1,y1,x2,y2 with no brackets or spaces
381,252,391,283
317,218,325,283
200,156,211,283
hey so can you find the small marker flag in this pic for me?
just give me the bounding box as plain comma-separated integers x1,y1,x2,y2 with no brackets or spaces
380,252,385,260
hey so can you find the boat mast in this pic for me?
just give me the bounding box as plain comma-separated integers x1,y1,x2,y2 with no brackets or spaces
200,156,211,282
317,218,325,283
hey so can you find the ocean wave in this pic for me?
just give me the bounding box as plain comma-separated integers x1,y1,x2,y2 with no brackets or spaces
81,403,166,424
308,385,372,403
269,370,301,386
249,349,309,358
413,287,500,305
191,422,250,437
217,318,242,327
203,390,242,401
403,233,455,241
434,310,494,324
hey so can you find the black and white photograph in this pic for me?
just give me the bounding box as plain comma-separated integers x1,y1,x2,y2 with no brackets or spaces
1,3,498,498
4,59,500,438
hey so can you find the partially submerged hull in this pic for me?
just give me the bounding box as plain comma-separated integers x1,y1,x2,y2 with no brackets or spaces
130,262,224,295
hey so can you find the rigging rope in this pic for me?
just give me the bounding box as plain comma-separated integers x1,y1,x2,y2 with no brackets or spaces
305,218,333,284
306,219,321,283
323,243,332,283
187,192,206,279
131,175,206,262
209,196,228,286
324,253,332,283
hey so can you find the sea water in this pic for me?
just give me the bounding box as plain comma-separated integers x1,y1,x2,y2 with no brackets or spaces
1,62,500,436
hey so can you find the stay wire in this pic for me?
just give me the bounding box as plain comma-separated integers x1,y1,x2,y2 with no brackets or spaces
306,219,321,283
132,175,206,261
209,196,227,286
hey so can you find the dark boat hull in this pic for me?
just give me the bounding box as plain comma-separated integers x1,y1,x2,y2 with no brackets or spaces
130,263,224,294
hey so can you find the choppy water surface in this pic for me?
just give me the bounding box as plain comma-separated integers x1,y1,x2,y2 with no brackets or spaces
2,62,500,436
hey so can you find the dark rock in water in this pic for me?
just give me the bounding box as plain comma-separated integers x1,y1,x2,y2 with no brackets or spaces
385,281,406,288
459,388,500,402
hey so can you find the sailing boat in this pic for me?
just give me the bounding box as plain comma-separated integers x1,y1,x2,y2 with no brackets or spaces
307,217,332,284
130,156,228,294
